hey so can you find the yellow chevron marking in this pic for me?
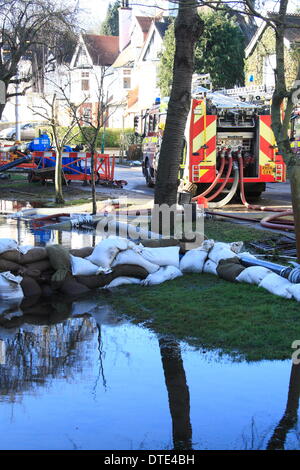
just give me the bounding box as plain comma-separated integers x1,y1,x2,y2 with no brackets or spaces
192,119,216,165
260,119,276,147
200,169,209,178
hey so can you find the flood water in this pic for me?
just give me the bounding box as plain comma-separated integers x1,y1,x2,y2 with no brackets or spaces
0,213,300,450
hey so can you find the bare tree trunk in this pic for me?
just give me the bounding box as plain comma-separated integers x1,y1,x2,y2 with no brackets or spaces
55,148,64,204
270,0,300,260
90,149,97,215
154,0,204,206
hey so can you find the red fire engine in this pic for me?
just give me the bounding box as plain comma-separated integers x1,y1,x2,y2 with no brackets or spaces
140,89,286,205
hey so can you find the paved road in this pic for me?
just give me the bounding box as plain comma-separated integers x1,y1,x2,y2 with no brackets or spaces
114,164,292,211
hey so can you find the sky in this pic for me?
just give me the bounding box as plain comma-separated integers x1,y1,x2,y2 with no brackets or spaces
76,0,299,32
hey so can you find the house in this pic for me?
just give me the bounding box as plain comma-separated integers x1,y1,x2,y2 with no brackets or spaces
68,34,119,126
245,13,300,88
110,3,171,128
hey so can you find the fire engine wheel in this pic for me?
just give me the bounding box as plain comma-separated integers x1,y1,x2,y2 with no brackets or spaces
145,160,154,188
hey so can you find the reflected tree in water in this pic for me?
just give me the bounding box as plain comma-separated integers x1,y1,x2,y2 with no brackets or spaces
0,301,98,402
159,337,193,450
267,363,300,450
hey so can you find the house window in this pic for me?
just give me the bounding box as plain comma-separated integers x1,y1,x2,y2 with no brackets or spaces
81,79,89,91
123,69,131,89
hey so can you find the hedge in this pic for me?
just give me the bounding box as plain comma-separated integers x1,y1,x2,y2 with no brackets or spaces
35,126,137,149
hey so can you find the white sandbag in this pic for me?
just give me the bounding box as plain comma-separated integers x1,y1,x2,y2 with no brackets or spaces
179,248,208,273
203,259,218,275
229,241,244,254
112,249,160,274
18,245,34,255
142,266,182,286
258,272,293,299
236,266,272,285
286,284,300,302
70,255,110,276
0,238,18,255
201,239,215,251
141,246,180,268
208,242,241,264
0,272,24,301
87,236,136,268
105,277,141,288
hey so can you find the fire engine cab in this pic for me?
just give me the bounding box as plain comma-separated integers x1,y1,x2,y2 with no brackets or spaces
140,87,286,204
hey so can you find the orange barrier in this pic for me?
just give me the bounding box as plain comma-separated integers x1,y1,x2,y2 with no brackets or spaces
0,150,115,182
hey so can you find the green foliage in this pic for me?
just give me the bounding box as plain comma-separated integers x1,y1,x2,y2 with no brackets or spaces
157,20,176,98
195,11,245,89
36,126,134,149
158,11,245,95
100,1,120,36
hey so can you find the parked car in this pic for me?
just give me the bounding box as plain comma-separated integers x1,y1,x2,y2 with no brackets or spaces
0,123,37,141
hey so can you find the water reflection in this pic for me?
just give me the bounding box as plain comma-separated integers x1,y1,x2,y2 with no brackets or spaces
0,293,300,450
267,363,300,450
159,337,192,450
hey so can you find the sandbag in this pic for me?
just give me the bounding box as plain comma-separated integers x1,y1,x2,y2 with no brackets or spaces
142,266,182,286
0,239,18,254
70,255,108,276
140,246,180,268
0,258,23,273
112,264,149,280
258,273,293,299
0,249,22,264
75,272,114,288
105,277,141,288
203,259,218,275
87,236,137,269
59,275,91,296
24,259,52,273
46,245,71,282
75,264,148,289
20,247,48,264
20,276,42,298
208,242,241,264
69,247,94,258
216,257,245,282
236,266,272,285
140,238,180,248
179,241,214,273
287,284,300,302
112,249,160,274
0,272,24,301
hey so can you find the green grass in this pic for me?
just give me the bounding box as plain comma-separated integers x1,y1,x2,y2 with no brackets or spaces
108,219,297,362
110,274,300,362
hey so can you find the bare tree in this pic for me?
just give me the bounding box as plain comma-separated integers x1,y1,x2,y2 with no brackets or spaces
29,93,80,204
0,0,79,120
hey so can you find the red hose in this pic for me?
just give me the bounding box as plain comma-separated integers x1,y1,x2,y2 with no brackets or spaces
238,155,294,231
192,155,226,201
207,156,233,202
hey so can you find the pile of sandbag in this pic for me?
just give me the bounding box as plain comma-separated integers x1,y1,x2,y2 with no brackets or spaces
1,235,300,304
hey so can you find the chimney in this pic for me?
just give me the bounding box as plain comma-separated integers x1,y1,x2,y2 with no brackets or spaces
119,1,132,52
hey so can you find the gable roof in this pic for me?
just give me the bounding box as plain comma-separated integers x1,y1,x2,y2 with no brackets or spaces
82,34,119,66
135,16,155,40
246,14,300,57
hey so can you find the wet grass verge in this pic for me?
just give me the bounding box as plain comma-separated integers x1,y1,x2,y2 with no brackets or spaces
110,219,298,362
